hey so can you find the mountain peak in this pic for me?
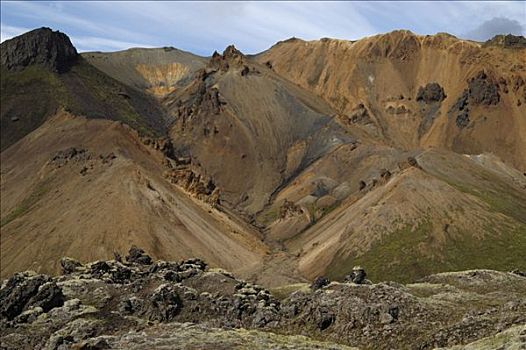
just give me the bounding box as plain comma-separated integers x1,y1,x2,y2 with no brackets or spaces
207,45,245,71
0,27,78,73
222,44,244,59
484,34,526,49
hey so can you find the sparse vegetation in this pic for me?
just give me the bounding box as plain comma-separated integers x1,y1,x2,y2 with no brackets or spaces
327,220,526,283
1,177,53,227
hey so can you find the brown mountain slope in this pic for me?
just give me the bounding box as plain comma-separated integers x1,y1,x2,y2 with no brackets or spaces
0,111,267,279
256,31,526,170
165,46,355,215
282,149,526,282
2,28,525,287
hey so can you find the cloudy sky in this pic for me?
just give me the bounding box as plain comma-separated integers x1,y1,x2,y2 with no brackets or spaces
1,1,525,55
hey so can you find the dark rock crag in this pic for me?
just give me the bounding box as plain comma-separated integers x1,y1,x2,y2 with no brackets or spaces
416,83,446,103
416,82,446,135
484,34,526,49
448,70,501,129
0,27,78,73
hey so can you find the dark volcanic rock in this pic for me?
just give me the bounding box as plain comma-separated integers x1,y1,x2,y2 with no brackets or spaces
416,83,446,103
451,90,469,111
125,246,153,265
0,27,78,73
2,251,525,350
90,261,111,278
468,71,500,106
456,109,470,128
28,282,64,313
60,257,83,274
0,273,48,320
448,71,499,129
0,273,63,321
142,284,182,322
484,34,526,49
310,276,330,291
344,266,367,284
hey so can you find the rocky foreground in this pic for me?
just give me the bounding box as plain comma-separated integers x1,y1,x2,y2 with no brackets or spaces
1,247,525,350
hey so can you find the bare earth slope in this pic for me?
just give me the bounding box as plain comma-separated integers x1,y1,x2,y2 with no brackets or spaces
0,111,266,279
165,46,354,215
285,149,526,282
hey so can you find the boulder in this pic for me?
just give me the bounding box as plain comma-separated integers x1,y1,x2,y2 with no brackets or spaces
29,282,65,313
310,276,330,291
125,246,153,265
60,257,83,274
142,284,181,322
0,273,64,320
344,266,367,284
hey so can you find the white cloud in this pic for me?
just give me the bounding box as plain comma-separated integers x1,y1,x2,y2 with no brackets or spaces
1,1,524,54
72,36,154,52
463,17,525,41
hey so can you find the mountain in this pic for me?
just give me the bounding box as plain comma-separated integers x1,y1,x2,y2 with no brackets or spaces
1,27,525,289
82,47,207,96
0,27,169,151
256,31,526,169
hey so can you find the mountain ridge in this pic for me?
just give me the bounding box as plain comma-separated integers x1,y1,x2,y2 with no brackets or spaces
1,27,525,287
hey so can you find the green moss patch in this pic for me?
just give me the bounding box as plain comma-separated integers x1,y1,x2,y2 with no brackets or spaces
327,221,526,284
1,178,53,227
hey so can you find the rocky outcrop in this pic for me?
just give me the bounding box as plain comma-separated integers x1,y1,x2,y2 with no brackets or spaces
49,147,116,175
345,103,373,125
467,70,500,106
448,70,501,129
279,199,303,219
125,246,153,265
1,250,525,349
343,266,369,284
172,76,226,133
0,272,64,321
484,34,526,49
310,276,330,291
51,147,91,166
164,167,220,206
415,83,446,135
208,45,245,72
397,156,422,170
416,83,446,103
0,27,78,73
